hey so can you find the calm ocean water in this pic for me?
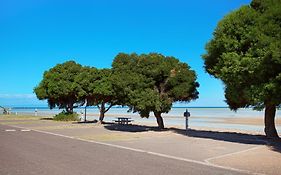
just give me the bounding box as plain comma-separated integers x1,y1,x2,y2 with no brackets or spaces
6,107,281,133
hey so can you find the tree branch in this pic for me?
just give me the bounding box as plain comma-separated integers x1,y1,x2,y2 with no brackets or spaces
104,104,114,113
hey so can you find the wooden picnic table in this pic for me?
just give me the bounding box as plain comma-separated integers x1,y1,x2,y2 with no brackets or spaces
113,117,134,125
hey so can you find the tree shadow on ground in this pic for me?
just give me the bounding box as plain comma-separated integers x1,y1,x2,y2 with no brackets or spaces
266,139,281,153
104,123,281,153
40,117,53,120
104,123,167,132
171,128,281,153
75,119,98,124
171,128,267,144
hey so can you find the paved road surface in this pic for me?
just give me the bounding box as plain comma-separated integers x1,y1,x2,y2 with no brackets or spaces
0,124,247,175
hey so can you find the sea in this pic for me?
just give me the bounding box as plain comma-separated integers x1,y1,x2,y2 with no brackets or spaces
3,107,281,133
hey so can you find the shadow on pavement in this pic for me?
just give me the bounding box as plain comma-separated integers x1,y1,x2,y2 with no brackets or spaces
172,128,267,144
103,123,281,153
76,119,98,124
40,117,53,120
171,128,281,153
104,123,166,132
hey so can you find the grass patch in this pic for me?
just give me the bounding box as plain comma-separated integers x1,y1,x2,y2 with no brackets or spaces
53,112,79,121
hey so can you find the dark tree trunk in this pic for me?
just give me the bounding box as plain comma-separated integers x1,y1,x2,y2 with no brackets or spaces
84,106,87,122
264,104,279,138
154,112,165,129
98,103,106,123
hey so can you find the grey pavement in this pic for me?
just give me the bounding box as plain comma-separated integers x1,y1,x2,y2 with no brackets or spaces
0,124,247,175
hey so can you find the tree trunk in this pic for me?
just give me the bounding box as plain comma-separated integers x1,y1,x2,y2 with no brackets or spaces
264,104,279,138
84,106,87,122
98,103,106,123
154,112,165,129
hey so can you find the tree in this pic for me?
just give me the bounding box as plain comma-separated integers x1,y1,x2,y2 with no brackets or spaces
202,0,281,138
112,53,199,129
76,67,122,123
34,61,83,114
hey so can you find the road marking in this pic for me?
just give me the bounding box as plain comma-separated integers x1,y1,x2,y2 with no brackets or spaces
205,146,263,163
5,129,16,132
7,124,263,175
3,129,31,132
21,129,31,132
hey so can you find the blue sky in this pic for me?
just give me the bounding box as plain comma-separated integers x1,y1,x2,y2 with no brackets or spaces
0,0,251,107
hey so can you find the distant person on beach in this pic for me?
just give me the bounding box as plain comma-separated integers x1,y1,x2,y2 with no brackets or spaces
35,108,38,116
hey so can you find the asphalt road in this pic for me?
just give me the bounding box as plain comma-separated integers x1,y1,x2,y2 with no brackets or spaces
0,124,247,175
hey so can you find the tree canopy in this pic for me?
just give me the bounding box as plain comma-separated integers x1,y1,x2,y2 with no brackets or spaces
203,0,281,138
76,67,122,122
34,61,83,113
35,53,199,127
112,53,199,128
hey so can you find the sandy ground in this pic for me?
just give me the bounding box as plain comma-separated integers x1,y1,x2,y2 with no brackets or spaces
222,117,281,126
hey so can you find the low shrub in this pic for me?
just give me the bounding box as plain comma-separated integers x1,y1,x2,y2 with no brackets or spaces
53,112,79,121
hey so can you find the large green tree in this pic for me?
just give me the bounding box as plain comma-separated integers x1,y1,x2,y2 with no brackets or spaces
76,67,122,123
34,61,83,113
112,53,199,129
203,0,281,138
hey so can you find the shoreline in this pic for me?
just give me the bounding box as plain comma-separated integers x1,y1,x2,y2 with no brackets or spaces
1,113,280,136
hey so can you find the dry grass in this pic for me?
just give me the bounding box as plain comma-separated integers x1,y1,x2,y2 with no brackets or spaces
0,114,42,120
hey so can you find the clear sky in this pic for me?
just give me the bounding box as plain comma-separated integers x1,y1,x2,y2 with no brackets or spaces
0,0,251,107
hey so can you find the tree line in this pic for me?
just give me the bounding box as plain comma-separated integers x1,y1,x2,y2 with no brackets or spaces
34,53,199,129
35,0,281,138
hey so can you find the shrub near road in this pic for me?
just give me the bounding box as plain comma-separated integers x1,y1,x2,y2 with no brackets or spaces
53,112,79,121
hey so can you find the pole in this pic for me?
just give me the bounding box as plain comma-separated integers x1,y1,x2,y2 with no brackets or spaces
184,109,190,135
84,99,87,122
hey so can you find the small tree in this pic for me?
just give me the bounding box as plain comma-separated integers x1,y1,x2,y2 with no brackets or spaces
34,61,83,114
112,53,199,129
203,0,281,138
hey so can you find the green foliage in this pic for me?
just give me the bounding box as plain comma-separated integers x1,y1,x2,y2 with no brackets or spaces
203,0,281,110
34,61,84,113
75,67,122,119
35,60,125,121
34,54,199,126
53,111,79,121
112,53,199,118
76,67,117,104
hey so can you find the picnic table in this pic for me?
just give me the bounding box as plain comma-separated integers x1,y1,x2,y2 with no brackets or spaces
113,117,134,125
